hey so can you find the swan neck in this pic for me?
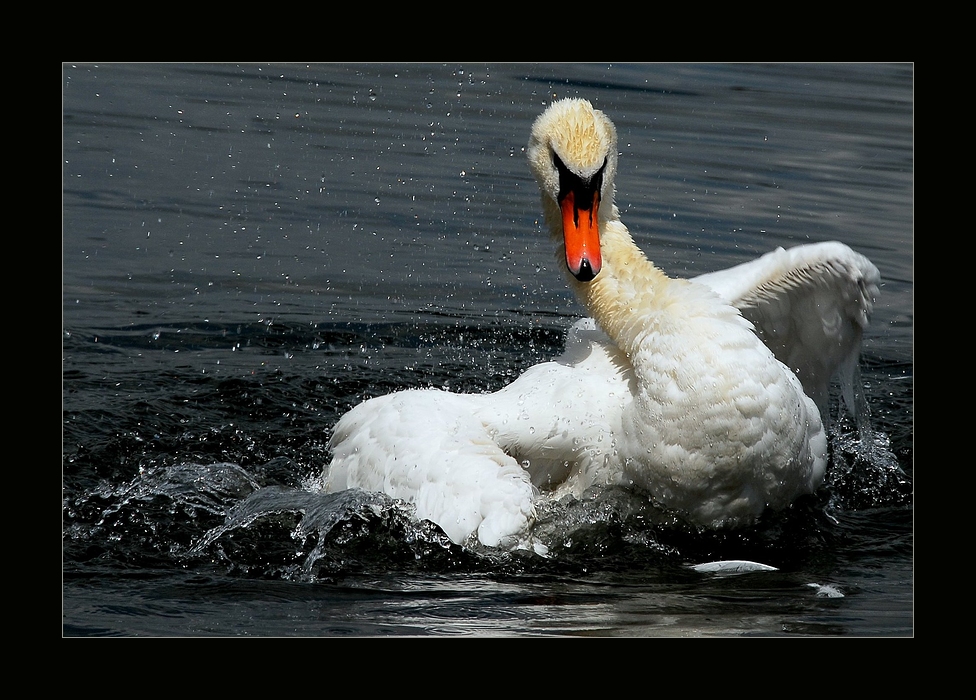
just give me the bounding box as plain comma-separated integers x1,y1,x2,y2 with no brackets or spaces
561,217,667,353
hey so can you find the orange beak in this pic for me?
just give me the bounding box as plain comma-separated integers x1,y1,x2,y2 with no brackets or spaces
560,188,602,282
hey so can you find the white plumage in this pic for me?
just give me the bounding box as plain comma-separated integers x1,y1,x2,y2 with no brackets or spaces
322,98,879,548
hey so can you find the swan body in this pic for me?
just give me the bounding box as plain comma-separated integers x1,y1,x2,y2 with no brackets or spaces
323,98,879,548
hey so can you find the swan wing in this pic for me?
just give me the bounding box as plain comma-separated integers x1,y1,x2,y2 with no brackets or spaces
472,318,635,498
324,389,536,547
693,241,880,412
323,321,633,547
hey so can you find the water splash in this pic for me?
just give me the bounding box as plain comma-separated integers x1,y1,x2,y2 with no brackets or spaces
827,415,910,511
188,484,465,579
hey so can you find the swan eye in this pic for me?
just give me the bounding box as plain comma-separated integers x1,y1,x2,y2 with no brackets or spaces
552,152,568,177
553,153,606,207
592,157,606,195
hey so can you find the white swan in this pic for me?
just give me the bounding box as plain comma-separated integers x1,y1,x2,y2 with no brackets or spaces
322,98,879,548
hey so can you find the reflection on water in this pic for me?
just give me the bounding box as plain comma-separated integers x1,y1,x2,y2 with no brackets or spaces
63,63,913,636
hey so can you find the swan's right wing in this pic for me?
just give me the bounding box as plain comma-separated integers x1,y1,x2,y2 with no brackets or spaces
323,389,536,548
693,241,880,412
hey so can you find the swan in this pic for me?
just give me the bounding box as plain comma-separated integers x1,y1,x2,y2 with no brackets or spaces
322,98,879,548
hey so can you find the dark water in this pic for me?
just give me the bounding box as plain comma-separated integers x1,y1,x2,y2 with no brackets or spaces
63,63,913,636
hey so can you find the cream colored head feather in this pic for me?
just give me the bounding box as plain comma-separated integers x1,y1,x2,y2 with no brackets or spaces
527,98,618,217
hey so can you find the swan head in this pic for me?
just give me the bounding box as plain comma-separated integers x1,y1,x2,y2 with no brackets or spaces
527,98,618,282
